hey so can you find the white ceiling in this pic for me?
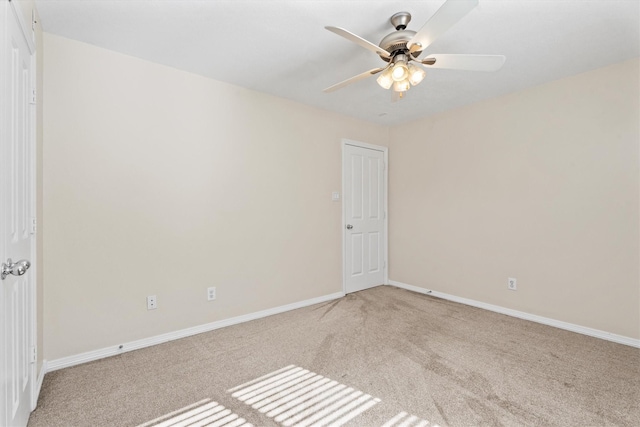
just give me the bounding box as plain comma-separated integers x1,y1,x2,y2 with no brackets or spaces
35,0,639,126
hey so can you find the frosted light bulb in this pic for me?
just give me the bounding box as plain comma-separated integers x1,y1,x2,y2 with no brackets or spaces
391,63,409,82
408,64,426,86
393,79,410,92
376,68,393,89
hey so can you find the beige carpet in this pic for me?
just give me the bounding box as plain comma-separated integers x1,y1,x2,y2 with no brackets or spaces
28,286,640,427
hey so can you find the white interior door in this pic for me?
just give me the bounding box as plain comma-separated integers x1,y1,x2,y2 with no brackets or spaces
343,141,387,294
1,1,35,426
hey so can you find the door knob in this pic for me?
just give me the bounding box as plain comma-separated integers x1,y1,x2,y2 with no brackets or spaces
1,259,31,280
346,224,353,230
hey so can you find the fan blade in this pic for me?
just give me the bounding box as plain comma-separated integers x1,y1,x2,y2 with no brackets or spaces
325,26,391,59
408,0,479,53
420,54,506,71
323,68,385,93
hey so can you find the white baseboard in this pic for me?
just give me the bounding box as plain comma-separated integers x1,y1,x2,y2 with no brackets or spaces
388,280,640,348
46,291,345,372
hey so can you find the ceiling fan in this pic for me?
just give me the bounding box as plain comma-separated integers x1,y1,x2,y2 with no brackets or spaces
323,0,505,96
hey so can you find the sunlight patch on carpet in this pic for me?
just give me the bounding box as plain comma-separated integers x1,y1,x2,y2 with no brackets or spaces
136,398,253,427
381,411,436,427
229,365,380,427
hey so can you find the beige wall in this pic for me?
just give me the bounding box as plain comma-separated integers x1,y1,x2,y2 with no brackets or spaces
42,31,638,361
389,58,640,339
42,33,388,360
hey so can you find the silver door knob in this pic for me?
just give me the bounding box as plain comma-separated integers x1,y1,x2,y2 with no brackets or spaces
1,259,30,280
346,224,353,230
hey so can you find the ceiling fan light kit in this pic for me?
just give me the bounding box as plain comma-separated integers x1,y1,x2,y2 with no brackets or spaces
323,0,505,98
377,57,426,93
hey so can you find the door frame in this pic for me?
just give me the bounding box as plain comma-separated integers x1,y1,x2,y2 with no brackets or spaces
341,139,388,294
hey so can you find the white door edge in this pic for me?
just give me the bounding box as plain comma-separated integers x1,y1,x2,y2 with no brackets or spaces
341,139,388,295
28,51,37,412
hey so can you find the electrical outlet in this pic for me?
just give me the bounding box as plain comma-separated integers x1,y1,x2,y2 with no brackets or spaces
207,287,216,301
147,295,157,310
508,278,517,291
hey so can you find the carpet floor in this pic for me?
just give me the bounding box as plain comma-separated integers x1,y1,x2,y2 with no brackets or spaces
28,286,640,427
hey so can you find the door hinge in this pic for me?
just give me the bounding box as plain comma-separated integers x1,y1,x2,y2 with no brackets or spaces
383,211,386,219
31,218,36,234
31,346,37,363
30,88,36,105
383,260,387,269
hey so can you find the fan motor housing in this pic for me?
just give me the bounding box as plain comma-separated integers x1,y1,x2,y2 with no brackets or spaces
379,29,420,61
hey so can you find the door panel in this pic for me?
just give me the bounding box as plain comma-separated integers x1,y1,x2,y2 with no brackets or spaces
351,155,363,219
1,1,34,426
351,233,363,275
344,144,386,293
368,232,380,273
368,157,380,220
